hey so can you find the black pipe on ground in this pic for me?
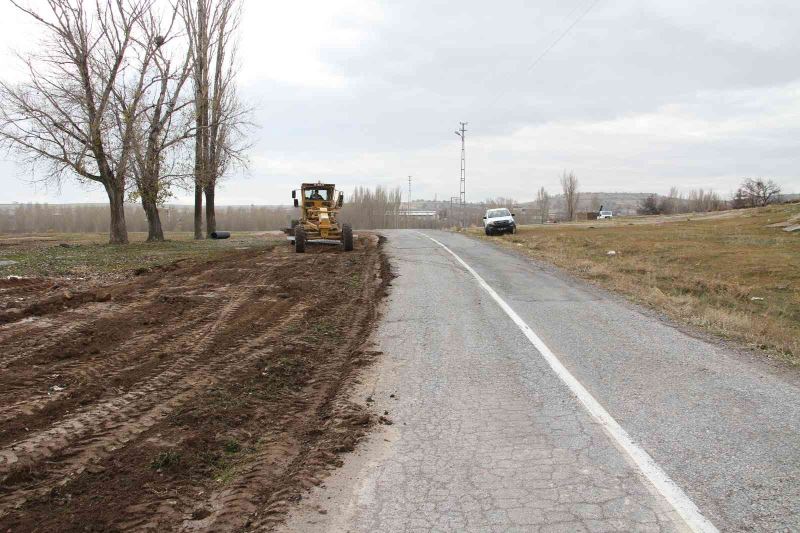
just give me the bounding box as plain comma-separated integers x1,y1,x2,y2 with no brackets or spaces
210,231,231,239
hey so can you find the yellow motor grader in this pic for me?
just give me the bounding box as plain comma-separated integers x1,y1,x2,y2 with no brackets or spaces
287,182,353,253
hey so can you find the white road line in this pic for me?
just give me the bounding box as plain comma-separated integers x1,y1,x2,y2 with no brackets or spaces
418,231,718,533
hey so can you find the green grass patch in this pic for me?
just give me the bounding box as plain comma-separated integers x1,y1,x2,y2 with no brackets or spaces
150,450,181,470
223,439,241,454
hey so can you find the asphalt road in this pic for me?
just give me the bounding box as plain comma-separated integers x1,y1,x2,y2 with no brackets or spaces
282,230,800,532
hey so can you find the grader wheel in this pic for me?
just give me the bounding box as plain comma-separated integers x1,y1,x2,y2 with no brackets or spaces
342,223,354,251
294,225,306,253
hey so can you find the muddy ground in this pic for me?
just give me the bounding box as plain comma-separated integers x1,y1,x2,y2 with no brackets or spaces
0,235,390,532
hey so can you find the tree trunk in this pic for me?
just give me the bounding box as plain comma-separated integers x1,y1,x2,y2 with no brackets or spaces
141,197,164,242
204,185,216,237
194,183,204,239
106,183,129,244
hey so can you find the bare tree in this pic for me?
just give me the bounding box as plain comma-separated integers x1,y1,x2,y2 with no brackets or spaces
125,5,194,241
560,170,580,221
0,0,152,244
536,186,550,224
738,178,781,207
638,194,661,215
183,0,248,239
658,186,681,214
731,187,748,209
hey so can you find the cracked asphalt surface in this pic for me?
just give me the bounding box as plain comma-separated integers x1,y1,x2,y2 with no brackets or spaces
282,230,800,532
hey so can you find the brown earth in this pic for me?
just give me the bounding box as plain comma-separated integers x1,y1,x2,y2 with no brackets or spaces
0,234,390,532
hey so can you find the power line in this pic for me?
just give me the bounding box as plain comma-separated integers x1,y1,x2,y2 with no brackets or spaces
488,0,601,107
524,0,600,75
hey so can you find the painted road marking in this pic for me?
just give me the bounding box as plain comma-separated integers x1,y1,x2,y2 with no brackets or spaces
418,232,718,533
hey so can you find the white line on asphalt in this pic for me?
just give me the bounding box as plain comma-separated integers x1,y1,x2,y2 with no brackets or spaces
418,232,718,533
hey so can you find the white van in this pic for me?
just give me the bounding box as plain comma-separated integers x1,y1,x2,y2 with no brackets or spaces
597,210,613,220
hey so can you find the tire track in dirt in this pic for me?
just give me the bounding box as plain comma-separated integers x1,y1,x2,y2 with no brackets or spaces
0,235,389,532
191,244,390,533
0,235,390,532
0,271,257,442
0,254,229,366
0,293,226,440
0,249,284,418
0,294,307,518
0,249,302,515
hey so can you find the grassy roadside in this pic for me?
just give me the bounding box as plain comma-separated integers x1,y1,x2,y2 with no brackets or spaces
0,231,283,279
467,204,800,365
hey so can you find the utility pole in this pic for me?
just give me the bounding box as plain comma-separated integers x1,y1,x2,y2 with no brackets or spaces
407,175,412,229
455,122,467,226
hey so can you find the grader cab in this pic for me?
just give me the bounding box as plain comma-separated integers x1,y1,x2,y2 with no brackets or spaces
288,182,353,253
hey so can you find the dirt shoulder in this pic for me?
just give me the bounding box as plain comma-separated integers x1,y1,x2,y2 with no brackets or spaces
467,203,800,365
0,233,390,532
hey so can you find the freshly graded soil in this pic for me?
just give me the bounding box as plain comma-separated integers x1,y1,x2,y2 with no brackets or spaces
0,235,390,532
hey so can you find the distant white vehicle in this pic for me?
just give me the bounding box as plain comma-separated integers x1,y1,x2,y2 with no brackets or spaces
597,210,613,219
483,208,517,235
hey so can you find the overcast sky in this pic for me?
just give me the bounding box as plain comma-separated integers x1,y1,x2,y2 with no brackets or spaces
1,0,799,205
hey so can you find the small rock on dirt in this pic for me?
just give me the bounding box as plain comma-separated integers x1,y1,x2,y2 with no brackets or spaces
606,250,617,256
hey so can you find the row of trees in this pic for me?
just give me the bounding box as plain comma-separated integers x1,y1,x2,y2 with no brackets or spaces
639,178,783,215
339,186,404,229
0,0,246,244
525,173,788,223
0,203,293,234
638,188,725,215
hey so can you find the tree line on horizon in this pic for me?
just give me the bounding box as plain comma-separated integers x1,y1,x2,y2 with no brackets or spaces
0,177,791,235
532,173,788,222
0,0,247,244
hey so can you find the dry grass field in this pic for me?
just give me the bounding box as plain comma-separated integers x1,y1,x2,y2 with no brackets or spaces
469,204,800,364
